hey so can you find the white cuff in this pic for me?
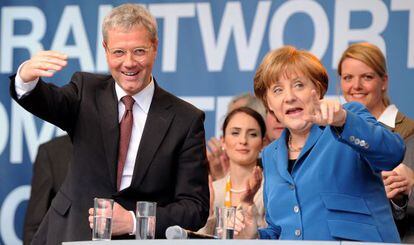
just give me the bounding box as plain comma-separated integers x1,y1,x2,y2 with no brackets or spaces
129,211,136,235
15,61,39,99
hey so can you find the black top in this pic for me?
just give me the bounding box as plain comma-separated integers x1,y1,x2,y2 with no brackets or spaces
288,159,296,173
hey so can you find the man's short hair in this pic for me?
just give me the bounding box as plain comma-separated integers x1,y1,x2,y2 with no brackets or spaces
102,3,158,44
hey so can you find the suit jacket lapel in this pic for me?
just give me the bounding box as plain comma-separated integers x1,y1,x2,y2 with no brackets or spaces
395,112,404,124
130,83,174,188
394,111,404,133
297,125,323,161
96,78,119,189
274,130,293,182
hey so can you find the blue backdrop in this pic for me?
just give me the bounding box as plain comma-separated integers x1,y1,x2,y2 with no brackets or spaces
0,0,413,244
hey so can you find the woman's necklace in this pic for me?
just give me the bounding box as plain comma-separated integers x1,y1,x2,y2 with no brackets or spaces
288,134,303,152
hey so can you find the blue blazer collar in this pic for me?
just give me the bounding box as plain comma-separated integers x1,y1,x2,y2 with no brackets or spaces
299,125,324,160
272,125,324,182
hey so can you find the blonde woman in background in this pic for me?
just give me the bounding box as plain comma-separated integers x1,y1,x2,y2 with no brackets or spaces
338,42,414,242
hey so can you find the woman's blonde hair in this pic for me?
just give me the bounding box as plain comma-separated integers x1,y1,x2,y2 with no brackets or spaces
337,42,390,106
254,46,328,109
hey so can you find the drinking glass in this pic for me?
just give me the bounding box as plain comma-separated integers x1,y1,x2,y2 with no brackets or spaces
136,201,157,239
216,206,236,239
92,198,114,241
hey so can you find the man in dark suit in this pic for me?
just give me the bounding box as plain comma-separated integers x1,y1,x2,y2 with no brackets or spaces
23,135,72,245
404,135,414,243
392,135,414,243
10,3,209,244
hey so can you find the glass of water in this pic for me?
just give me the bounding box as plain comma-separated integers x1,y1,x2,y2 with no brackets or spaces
136,201,157,239
216,206,236,239
92,198,114,241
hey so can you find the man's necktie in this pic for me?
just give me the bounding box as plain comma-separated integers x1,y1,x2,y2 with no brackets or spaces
117,95,135,190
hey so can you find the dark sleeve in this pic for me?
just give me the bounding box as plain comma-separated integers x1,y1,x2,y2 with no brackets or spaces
23,144,54,245
10,73,81,132
394,135,414,236
407,135,414,205
155,111,210,237
403,135,414,173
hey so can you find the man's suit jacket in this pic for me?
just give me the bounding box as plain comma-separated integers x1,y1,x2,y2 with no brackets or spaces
23,135,72,245
10,72,209,244
402,135,414,243
388,112,414,242
259,102,404,242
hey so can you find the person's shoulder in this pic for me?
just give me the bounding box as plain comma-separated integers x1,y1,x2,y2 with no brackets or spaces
396,111,414,139
212,176,227,189
156,84,203,116
40,135,72,151
398,111,414,127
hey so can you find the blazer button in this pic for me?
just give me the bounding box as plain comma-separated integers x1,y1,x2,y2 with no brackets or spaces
293,205,300,213
349,136,355,142
364,143,370,149
295,229,301,237
289,184,295,190
360,140,366,147
354,138,360,145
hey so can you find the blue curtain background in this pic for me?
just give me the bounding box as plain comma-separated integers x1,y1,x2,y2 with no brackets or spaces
0,0,413,244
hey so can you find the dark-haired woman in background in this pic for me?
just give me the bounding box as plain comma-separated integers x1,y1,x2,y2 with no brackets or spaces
199,107,266,236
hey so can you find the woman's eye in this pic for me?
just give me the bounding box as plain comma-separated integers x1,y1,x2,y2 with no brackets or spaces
343,75,352,81
273,87,282,94
362,75,374,81
231,131,239,136
294,82,303,88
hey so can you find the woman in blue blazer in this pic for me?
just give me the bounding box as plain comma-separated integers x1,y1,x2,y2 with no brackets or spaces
237,46,405,242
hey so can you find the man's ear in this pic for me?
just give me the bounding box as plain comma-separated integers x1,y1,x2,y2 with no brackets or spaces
152,39,158,53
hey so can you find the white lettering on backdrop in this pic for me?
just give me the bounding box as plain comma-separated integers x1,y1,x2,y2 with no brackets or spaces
1,1,413,73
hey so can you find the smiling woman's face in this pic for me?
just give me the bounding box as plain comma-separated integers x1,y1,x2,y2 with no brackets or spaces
266,71,318,134
340,58,387,117
222,112,263,167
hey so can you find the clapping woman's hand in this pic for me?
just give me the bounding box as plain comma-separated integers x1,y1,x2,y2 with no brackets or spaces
235,166,262,239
